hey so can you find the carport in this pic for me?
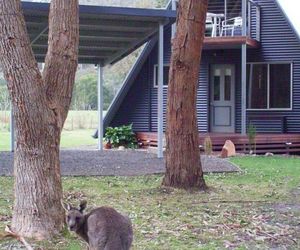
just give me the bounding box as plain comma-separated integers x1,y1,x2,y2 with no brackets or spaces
8,1,176,157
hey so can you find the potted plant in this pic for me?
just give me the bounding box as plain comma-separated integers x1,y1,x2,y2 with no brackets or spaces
104,141,112,149
104,124,137,149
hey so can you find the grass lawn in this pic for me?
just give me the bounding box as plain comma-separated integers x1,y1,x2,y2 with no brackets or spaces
63,110,100,130
0,131,9,151
0,129,96,151
0,156,300,249
60,129,96,149
0,110,104,151
0,110,104,131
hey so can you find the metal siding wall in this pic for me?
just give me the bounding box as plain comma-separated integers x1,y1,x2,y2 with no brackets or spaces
110,59,150,131
197,62,209,132
110,26,172,132
247,0,300,133
150,48,242,133
150,27,210,133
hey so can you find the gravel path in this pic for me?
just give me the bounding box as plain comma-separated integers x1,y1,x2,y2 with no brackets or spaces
0,150,240,176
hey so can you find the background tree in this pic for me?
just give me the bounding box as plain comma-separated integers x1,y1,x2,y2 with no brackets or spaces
71,75,113,110
0,0,79,239
163,0,208,190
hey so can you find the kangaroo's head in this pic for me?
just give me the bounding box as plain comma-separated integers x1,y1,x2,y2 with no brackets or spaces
62,200,87,231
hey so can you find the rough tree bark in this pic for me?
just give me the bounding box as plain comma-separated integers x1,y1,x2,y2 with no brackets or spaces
0,0,79,239
162,0,208,190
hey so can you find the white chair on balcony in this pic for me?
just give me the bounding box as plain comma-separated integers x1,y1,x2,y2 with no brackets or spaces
205,15,214,36
206,13,224,37
220,16,243,36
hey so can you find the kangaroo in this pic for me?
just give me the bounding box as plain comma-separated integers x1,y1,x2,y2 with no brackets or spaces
62,200,133,250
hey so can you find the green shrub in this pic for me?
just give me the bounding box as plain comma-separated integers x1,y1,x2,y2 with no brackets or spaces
104,124,137,148
247,123,256,153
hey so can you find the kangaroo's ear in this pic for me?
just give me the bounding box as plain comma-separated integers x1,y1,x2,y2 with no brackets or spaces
61,200,71,212
79,200,87,213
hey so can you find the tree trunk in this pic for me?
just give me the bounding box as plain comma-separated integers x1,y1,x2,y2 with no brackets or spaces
0,0,79,239
162,0,208,190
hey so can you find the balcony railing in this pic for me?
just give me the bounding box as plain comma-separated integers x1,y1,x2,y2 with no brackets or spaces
204,0,260,41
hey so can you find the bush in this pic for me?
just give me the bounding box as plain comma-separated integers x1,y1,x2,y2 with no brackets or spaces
104,124,137,149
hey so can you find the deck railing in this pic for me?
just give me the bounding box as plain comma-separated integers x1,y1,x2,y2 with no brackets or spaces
247,0,260,41
204,0,260,41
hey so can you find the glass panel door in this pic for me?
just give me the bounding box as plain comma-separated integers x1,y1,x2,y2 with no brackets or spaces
210,65,235,133
213,69,221,101
224,68,232,101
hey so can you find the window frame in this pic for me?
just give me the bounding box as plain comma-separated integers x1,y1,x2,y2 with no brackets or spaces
246,62,293,111
153,64,170,88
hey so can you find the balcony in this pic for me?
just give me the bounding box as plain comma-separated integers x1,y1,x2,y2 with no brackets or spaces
203,0,260,49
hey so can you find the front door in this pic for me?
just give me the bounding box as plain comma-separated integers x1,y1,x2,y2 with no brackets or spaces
210,64,235,133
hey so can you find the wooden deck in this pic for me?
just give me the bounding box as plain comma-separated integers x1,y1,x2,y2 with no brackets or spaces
136,132,300,154
203,36,260,49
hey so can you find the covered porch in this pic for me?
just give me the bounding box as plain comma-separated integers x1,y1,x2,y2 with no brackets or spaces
6,1,176,158
136,132,300,154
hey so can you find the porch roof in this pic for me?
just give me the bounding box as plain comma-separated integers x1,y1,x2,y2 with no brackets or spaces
22,1,176,66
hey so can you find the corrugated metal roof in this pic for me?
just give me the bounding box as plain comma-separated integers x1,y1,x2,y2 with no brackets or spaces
22,1,176,66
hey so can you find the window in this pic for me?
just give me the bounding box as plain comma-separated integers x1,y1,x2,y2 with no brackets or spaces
247,63,292,109
247,64,268,109
269,64,291,108
154,65,169,87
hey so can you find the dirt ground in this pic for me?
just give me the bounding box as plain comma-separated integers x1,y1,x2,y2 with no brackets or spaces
0,149,239,176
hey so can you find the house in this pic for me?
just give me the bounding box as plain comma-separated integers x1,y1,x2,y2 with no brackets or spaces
103,0,300,154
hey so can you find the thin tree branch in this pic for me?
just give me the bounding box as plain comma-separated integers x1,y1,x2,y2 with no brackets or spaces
4,226,34,250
